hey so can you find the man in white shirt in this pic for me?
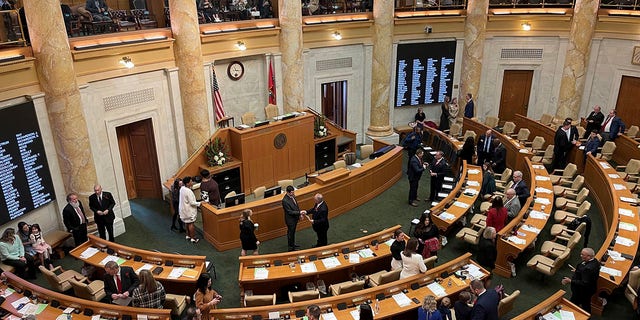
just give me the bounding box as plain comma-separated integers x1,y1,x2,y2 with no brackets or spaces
179,176,201,244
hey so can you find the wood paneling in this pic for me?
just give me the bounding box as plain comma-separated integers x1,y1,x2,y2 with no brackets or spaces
499,70,532,122
616,75,640,128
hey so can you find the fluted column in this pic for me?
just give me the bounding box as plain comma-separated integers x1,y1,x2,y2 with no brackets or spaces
459,0,489,113
279,0,304,113
556,0,599,119
169,0,210,155
366,0,394,137
23,0,97,197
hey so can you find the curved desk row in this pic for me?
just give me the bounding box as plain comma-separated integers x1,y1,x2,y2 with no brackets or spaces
202,144,404,251
238,226,401,299
512,290,590,320
431,161,483,233
421,125,464,173
214,253,488,320
70,235,205,295
583,155,640,315
494,158,552,278
0,271,171,319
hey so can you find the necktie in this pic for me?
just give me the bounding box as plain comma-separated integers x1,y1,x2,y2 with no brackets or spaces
601,116,612,131
75,207,85,224
485,137,490,153
116,274,122,293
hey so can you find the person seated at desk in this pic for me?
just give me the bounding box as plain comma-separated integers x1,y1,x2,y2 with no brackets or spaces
584,130,600,160
132,269,166,308
103,260,139,305
85,0,112,22
400,238,427,279
390,229,406,271
0,228,36,280
414,213,439,258
511,170,530,206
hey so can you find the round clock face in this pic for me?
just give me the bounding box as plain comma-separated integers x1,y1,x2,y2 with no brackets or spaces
227,61,244,81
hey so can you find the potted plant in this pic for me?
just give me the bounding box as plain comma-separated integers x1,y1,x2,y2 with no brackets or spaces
314,115,328,138
205,137,230,167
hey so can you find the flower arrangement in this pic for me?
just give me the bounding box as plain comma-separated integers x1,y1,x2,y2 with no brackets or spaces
314,115,328,138
205,137,230,167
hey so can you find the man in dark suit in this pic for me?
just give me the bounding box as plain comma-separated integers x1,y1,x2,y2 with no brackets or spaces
464,93,474,118
62,192,89,247
282,185,303,251
407,149,426,207
402,124,423,161
305,193,329,247
85,0,112,22
583,105,604,138
491,139,506,174
428,151,449,202
103,260,140,304
552,118,579,170
89,184,116,242
477,129,495,166
470,279,500,320
511,170,530,206
600,109,625,144
561,248,600,313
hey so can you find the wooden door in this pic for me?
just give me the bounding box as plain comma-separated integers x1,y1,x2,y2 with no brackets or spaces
116,119,162,199
498,70,533,122
616,75,640,128
321,81,347,128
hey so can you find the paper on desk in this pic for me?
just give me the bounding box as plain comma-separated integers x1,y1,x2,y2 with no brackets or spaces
268,311,280,319
444,177,455,182
351,163,362,168
321,312,338,320
463,188,478,196
92,316,102,320
619,196,637,203
322,257,341,269
253,267,268,280
18,303,37,315
1,288,14,298
35,303,47,314
600,266,622,277
614,183,627,190
609,173,621,179
99,255,120,265
349,253,360,264
384,239,395,246
534,198,551,205
615,235,635,247
619,208,635,217
520,224,541,234
137,315,149,320
619,221,638,231
301,262,318,273
542,313,561,320
431,201,440,207
559,310,576,320
467,169,480,175
507,236,526,245
600,162,611,169
358,248,374,258
10,296,29,309
79,247,99,259
578,146,585,150
136,264,154,274
437,192,449,198
608,250,625,261
535,187,552,194
392,292,412,307
427,282,447,297
439,212,456,221
535,176,551,181
453,201,469,208
167,267,186,279
529,210,549,220
519,148,529,153
467,180,480,187
532,164,546,170
464,264,484,279
350,309,361,320
442,184,453,190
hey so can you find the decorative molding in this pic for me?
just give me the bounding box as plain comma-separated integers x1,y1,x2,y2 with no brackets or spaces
632,46,640,65
103,88,155,112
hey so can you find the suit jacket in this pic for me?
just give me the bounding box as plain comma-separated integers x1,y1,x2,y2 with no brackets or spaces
571,259,601,299
407,154,425,182
85,0,108,14
609,116,625,140
554,126,579,154
584,137,600,155
307,201,329,231
89,191,116,225
103,266,140,301
430,158,448,182
403,131,423,151
470,289,500,320
492,144,506,173
476,134,495,160
512,180,530,207
504,196,521,219
62,202,88,232
282,195,301,227
464,100,474,118
585,111,604,133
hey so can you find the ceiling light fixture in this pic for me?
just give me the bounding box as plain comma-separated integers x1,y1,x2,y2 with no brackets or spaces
119,56,134,69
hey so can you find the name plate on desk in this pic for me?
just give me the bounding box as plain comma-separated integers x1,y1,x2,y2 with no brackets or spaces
311,168,350,185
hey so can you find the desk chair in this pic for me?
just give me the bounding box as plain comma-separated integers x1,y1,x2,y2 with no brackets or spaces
502,122,516,136
449,123,462,139
485,116,499,128
424,255,437,269
531,144,554,165
576,126,586,139
462,130,476,141
69,278,106,302
244,293,276,307
333,160,346,169
498,290,521,318
329,280,365,296
359,145,373,160
165,294,188,316
288,289,319,303
541,231,582,258
265,104,278,119
278,179,294,190
368,269,401,287
513,128,531,143
548,222,586,243
627,125,639,138
40,265,85,293
526,249,570,276
241,112,256,125
525,136,545,154
495,168,512,186
550,163,578,185
554,201,590,224
539,114,554,126
596,141,616,161
253,186,266,199
616,159,640,182
555,188,589,209
224,191,236,199
553,175,584,197
456,224,485,246
625,268,640,311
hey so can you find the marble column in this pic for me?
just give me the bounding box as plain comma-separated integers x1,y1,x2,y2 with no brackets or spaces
169,0,210,155
279,0,304,113
23,0,98,197
459,0,489,114
556,0,599,120
366,0,394,137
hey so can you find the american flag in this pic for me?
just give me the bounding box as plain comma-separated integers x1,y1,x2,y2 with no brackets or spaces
211,65,226,122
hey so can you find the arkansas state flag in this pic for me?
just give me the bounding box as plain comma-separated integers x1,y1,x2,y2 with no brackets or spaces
268,58,276,105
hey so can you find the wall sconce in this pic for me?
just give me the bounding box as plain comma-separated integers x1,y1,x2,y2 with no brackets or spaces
521,22,531,31
120,56,134,69
235,41,247,51
332,31,342,40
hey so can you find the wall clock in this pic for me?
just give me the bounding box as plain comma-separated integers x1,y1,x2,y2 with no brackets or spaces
227,61,244,81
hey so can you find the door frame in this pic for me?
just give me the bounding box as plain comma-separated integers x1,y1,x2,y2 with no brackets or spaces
608,68,640,116
106,110,166,218
495,63,541,119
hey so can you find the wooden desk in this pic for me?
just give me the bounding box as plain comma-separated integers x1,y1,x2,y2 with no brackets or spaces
611,135,640,166
463,118,532,171
494,158,552,278
421,125,464,172
70,235,205,295
238,226,400,300
512,290,590,320
582,155,640,315
431,162,483,233
0,271,171,319
213,253,488,319
200,145,404,251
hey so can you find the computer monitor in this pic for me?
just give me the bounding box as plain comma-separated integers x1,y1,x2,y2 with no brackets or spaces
264,186,282,198
254,120,270,128
224,193,245,208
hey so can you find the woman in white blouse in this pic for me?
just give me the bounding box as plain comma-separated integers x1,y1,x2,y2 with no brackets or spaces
400,238,427,279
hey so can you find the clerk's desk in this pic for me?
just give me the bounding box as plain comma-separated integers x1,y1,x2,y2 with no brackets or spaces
0,271,171,319
200,143,404,251
70,235,205,295
583,155,640,315
213,253,488,319
512,290,590,320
